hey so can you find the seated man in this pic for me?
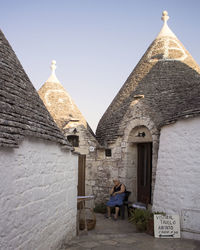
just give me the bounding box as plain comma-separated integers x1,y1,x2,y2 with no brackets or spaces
106,179,126,220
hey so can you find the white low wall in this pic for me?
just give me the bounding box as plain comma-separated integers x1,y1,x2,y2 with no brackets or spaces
0,137,78,250
153,117,200,240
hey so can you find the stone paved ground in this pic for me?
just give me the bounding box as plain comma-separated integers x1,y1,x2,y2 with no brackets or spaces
62,214,200,250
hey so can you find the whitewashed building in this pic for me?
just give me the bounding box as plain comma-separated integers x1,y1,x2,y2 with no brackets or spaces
96,11,200,239
0,30,78,249
153,118,200,240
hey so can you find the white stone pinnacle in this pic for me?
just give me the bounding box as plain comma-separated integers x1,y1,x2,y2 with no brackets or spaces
46,60,60,83
161,10,169,23
51,60,57,75
156,10,176,39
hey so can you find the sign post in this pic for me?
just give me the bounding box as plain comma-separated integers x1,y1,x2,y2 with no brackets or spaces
154,214,180,238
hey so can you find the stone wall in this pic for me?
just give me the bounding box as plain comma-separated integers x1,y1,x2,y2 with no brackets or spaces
63,124,98,197
153,117,200,240
0,137,78,250
64,125,97,156
92,101,160,205
85,145,122,205
120,108,160,203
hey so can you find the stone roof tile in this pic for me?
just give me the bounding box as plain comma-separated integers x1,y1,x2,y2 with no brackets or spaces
0,29,72,149
38,61,96,137
96,11,200,145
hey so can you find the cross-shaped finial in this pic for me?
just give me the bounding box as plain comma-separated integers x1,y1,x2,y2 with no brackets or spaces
51,60,57,75
161,10,169,23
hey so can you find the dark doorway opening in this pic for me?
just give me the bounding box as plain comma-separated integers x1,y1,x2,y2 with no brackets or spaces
78,154,86,196
137,143,152,205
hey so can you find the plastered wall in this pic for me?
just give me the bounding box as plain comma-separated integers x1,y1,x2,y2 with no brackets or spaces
153,117,200,240
0,137,78,250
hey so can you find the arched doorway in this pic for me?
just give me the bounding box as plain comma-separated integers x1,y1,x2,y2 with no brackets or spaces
127,125,153,204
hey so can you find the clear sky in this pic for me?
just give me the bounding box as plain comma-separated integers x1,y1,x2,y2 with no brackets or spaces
1,0,200,131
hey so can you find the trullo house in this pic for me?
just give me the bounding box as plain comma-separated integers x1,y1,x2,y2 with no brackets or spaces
96,11,200,240
38,62,99,197
0,29,78,249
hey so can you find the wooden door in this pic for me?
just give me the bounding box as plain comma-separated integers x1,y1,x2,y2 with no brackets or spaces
137,143,152,204
78,155,86,196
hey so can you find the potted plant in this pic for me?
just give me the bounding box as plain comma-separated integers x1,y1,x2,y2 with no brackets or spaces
129,208,151,232
129,208,165,235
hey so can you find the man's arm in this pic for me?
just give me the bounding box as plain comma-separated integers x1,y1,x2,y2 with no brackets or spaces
109,186,114,195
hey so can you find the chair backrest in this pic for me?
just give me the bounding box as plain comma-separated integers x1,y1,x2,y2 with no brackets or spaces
124,191,131,202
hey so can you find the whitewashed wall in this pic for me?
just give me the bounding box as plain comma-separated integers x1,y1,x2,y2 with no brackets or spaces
153,117,200,240
0,137,78,250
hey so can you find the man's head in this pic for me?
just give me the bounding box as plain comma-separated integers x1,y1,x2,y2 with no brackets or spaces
113,179,120,186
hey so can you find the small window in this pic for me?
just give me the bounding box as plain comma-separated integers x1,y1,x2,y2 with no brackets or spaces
67,135,79,147
105,149,112,157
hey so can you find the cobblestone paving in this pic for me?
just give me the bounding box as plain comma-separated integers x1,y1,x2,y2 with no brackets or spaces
62,214,200,250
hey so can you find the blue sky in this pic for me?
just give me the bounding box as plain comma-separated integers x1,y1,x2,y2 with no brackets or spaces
1,0,200,131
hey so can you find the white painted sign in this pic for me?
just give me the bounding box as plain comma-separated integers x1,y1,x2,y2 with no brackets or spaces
154,214,180,238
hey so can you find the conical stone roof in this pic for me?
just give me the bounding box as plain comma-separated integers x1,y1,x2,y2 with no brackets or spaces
38,61,93,134
96,11,200,145
0,30,72,148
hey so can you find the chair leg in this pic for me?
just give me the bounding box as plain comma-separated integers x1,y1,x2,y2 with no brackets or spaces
127,205,130,218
